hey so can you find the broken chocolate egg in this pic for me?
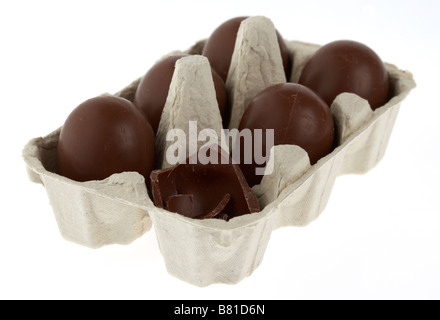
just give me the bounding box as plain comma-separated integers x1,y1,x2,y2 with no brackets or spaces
150,145,260,220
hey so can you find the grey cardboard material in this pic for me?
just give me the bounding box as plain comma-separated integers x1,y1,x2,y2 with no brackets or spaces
23,18,415,286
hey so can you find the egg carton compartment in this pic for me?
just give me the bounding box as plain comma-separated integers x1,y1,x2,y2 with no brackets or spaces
23,18,415,286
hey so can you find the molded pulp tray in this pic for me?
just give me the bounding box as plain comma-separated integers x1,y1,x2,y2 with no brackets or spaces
23,39,416,287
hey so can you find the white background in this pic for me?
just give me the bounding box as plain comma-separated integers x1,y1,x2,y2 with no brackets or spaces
1,0,439,300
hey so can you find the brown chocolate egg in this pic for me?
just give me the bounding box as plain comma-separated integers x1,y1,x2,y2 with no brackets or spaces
133,54,229,133
57,96,155,182
202,16,291,82
150,145,260,221
299,40,390,110
237,83,335,186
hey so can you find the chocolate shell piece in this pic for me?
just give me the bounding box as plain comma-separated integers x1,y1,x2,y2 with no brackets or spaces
299,40,389,110
150,145,260,221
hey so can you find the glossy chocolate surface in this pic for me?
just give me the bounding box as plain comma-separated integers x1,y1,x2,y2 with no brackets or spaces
133,54,229,133
202,16,291,82
58,96,155,182
238,83,335,186
150,146,260,220
299,40,389,110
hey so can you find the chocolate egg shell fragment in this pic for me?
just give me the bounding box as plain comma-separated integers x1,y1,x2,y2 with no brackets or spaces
299,40,390,110
238,83,335,187
57,96,155,182
150,145,260,221
202,16,291,82
134,54,229,133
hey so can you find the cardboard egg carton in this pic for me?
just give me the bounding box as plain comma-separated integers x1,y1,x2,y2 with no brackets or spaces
23,16,415,286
